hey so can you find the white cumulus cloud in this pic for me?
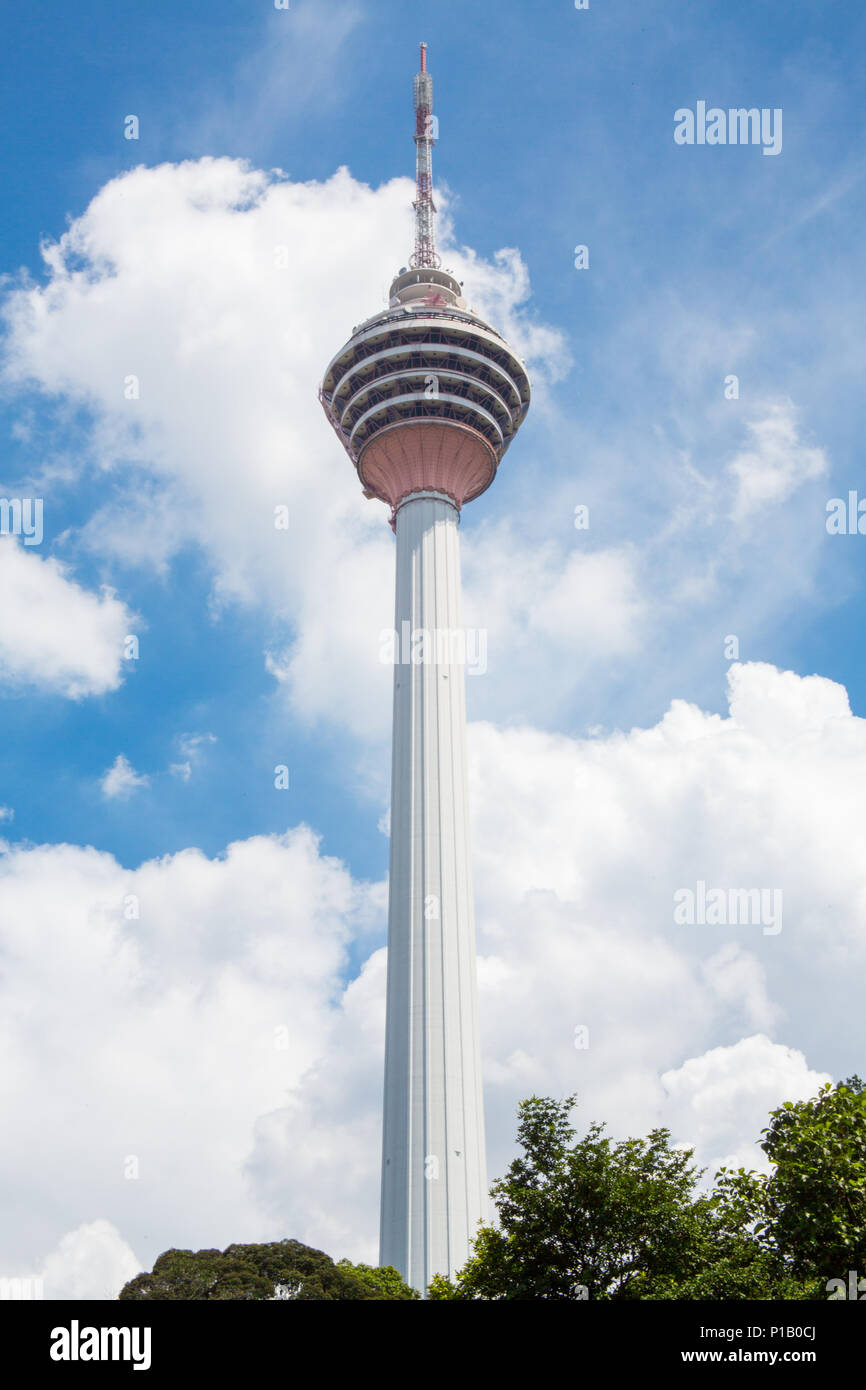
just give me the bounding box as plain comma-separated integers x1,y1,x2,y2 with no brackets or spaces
0,661,852,1288
0,539,132,698
728,399,827,521
100,755,150,800
0,157,592,746
40,1221,142,1301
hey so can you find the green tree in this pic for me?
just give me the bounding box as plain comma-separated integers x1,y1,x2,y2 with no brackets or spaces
730,1075,866,1286
119,1239,416,1301
633,1165,816,1300
336,1259,420,1300
672,1076,866,1299
429,1094,830,1301
429,1095,715,1300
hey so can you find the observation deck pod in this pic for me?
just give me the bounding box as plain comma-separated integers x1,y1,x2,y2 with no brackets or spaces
319,268,531,516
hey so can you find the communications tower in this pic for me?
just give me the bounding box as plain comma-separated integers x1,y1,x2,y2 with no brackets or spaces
319,43,531,1293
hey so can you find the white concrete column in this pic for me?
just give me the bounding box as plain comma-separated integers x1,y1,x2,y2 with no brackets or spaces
379,489,488,1295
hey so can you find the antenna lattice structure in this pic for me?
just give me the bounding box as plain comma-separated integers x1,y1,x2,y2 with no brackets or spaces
411,42,440,269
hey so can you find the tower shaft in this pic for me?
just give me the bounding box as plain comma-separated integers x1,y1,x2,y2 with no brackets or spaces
379,491,488,1291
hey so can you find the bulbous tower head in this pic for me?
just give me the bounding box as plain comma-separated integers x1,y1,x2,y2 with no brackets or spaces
319,44,531,522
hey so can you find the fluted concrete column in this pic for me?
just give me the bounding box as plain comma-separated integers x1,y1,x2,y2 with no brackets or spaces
379,489,488,1295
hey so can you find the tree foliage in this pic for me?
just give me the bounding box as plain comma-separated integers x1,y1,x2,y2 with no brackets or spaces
119,1078,866,1302
431,1082,865,1300
335,1259,420,1300
715,1074,866,1286
430,1095,711,1299
118,1239,417,1301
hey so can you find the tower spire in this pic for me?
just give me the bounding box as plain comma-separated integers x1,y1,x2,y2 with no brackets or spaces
411,41,440,269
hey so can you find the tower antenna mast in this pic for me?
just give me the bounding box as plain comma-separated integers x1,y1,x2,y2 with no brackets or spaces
411,41,440,269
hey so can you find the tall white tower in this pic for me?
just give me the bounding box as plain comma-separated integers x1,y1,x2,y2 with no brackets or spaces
319,43,530,1293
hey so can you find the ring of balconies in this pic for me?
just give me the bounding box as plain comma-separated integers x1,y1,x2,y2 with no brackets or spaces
320,311,530,465
333,343,524,419
339,368,511,455
350,387,504,454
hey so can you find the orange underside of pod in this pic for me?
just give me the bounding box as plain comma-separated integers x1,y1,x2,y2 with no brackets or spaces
358,419,497,510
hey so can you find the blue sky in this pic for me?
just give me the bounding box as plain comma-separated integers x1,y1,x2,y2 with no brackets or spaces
3,0,865,871
2,0,866,1293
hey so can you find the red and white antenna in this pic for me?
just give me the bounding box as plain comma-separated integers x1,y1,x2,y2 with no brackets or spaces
410,42,440,269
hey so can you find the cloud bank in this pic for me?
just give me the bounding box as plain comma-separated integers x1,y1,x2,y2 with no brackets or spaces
0,662,851,1294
